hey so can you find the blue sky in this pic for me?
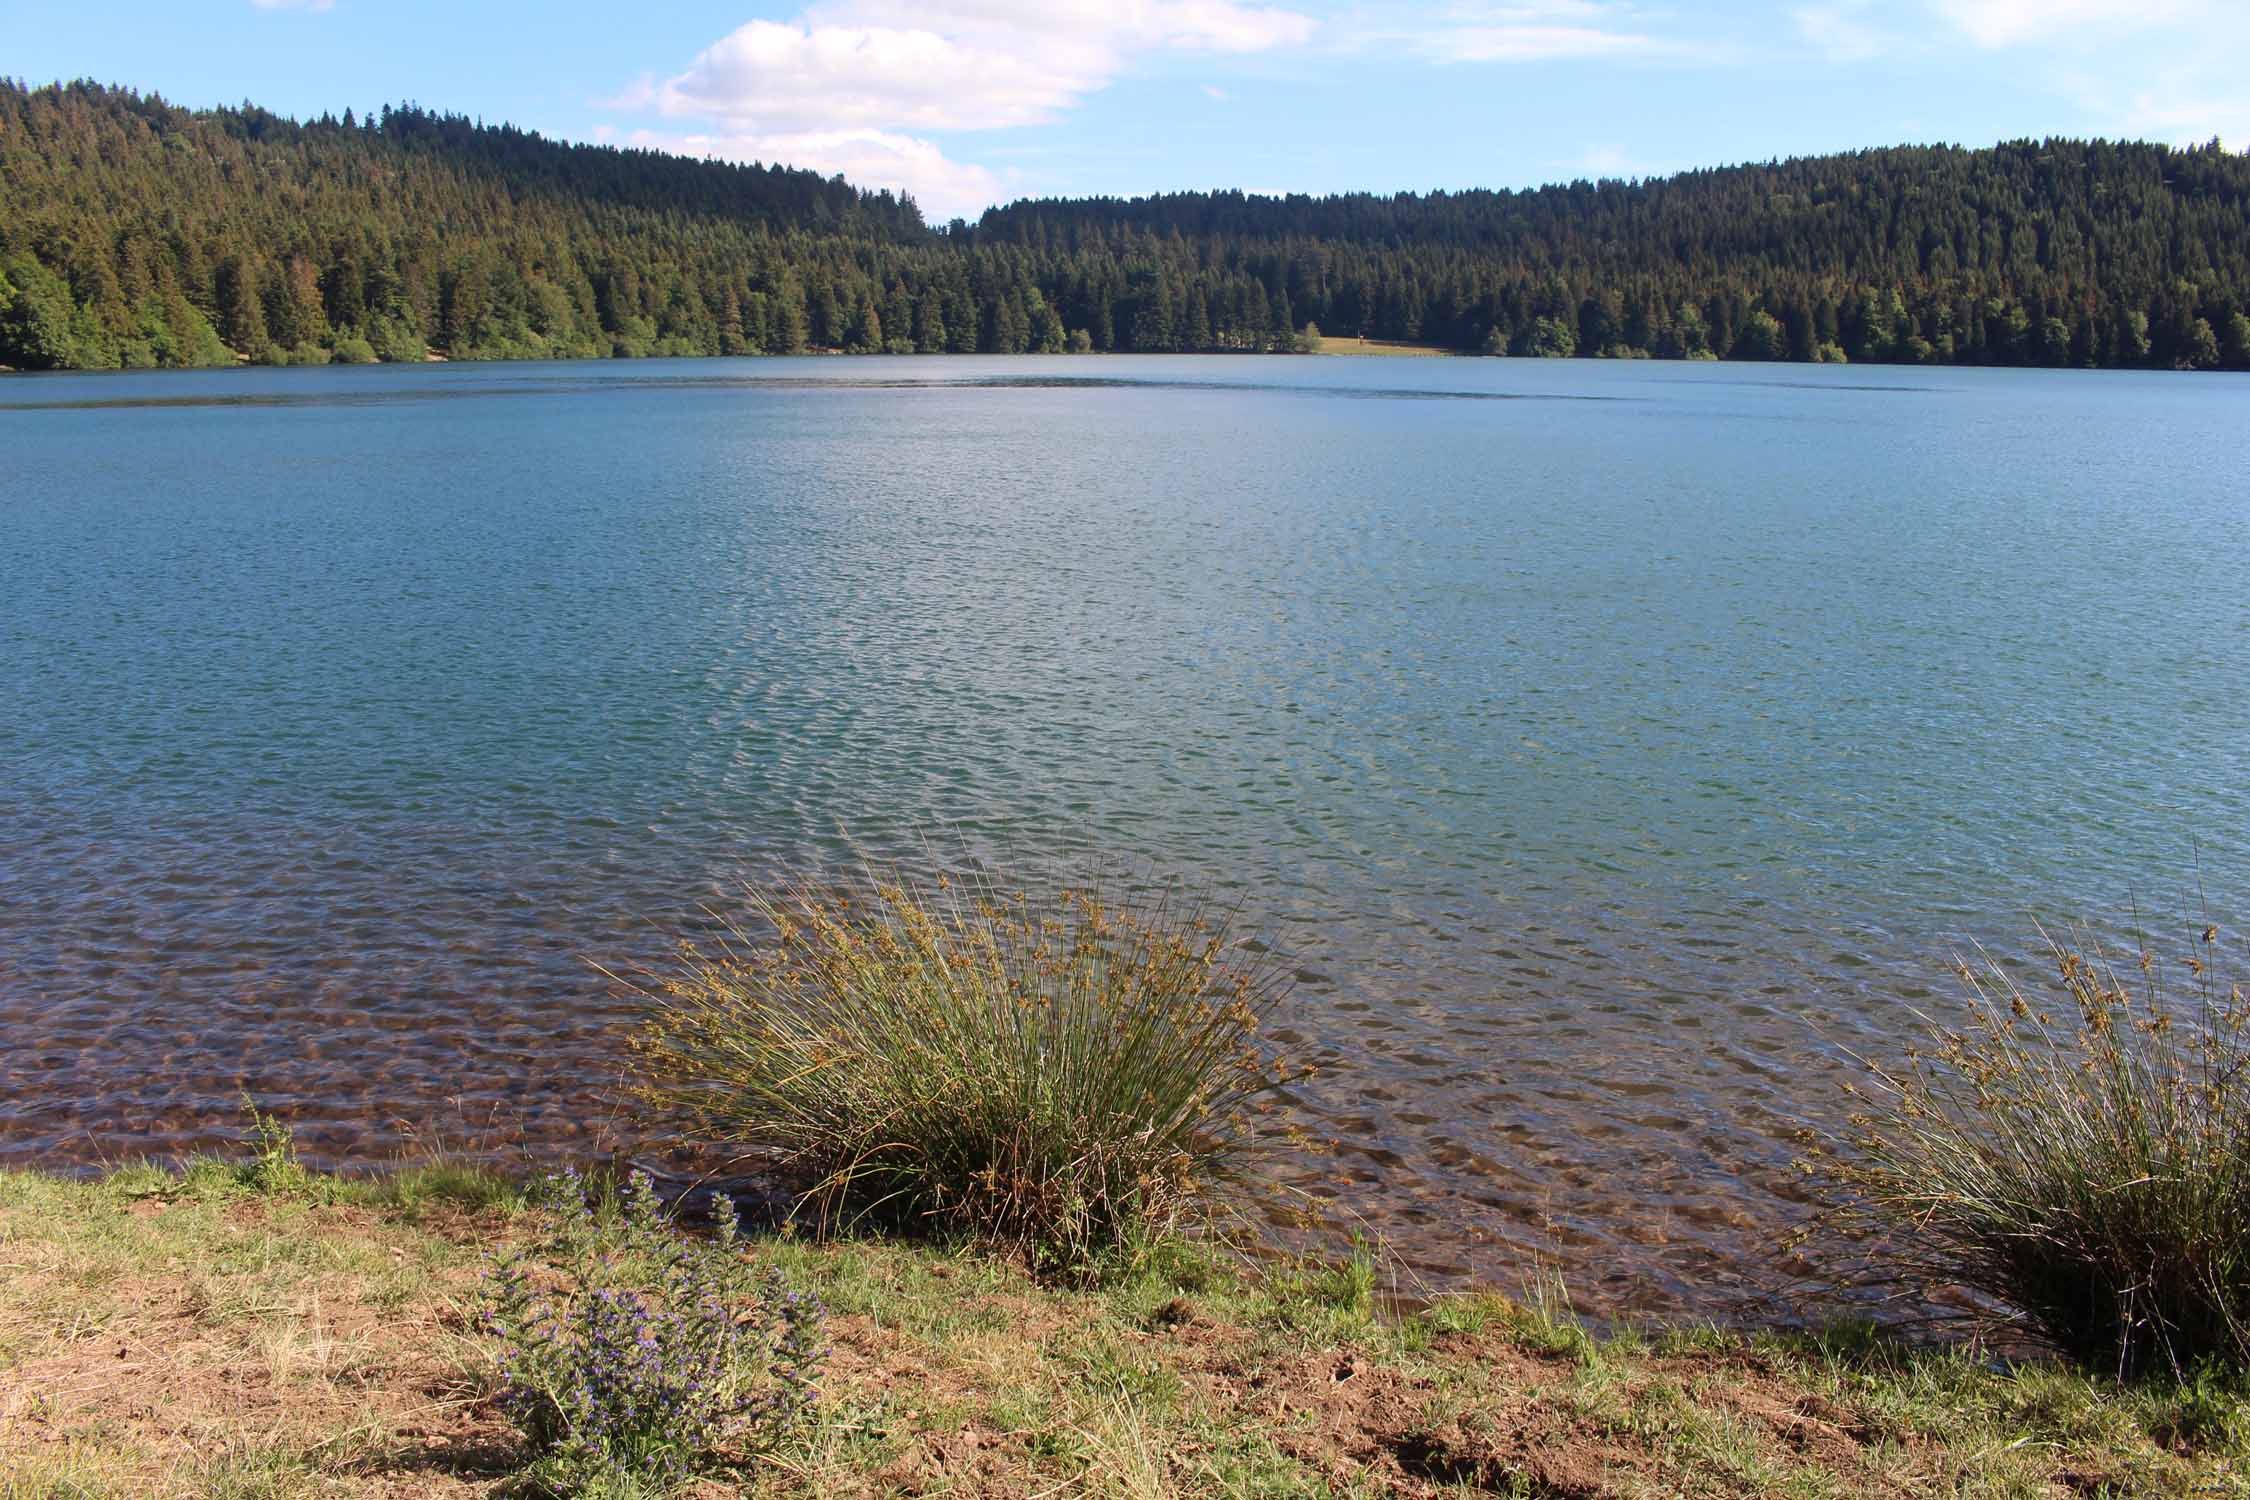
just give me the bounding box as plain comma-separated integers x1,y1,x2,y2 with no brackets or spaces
9,1,2247,219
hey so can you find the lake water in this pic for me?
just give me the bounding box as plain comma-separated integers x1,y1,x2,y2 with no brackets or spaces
4,355,2246,1314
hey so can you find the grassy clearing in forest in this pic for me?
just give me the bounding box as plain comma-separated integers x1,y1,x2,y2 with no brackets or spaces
1308,337,1458,357
4,1161,2247,1499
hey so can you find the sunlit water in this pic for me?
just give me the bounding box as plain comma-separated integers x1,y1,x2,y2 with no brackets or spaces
5,355,2246,1313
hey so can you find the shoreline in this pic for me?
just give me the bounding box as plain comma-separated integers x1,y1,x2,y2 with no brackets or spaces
10,343,2249,376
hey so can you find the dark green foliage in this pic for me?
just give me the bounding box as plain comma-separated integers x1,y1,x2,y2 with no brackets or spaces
979,145,2250,367
4,79,2247,371
0,254,80,368
0,80,925,370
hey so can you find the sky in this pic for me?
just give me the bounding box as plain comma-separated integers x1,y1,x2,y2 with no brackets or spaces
8,0,2248,220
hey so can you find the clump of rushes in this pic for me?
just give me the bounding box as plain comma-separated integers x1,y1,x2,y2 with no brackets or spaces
1817,922,2250,1378
481,1168,825,1493
631,867,1297,1271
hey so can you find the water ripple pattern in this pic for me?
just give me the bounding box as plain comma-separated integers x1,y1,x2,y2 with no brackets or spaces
3,354,2246,1315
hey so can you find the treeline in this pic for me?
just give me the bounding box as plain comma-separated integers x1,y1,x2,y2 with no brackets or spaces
4,78,2248,372
978,146,2250,368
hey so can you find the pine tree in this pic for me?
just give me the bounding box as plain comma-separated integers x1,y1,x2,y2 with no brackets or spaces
213,254,267,352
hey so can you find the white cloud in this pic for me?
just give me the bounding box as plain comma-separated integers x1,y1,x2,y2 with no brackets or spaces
619,0,1314,215
250,0,335,10
651,20,1086,132
625,126,1012,222
647,2,1314,134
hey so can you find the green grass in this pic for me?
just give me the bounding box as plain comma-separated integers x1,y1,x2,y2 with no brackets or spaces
352,1160,528,1215
631,865,1300,1272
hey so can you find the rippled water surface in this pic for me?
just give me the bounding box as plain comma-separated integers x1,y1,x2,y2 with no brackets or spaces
5,355,2247,1312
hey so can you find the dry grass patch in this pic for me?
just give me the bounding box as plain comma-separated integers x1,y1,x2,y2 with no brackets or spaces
0,1168,513,1498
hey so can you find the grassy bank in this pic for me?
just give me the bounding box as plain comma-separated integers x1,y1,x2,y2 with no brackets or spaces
4,1161,2245,1499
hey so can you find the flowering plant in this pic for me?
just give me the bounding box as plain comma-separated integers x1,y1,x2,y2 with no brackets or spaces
481,1167,825,1490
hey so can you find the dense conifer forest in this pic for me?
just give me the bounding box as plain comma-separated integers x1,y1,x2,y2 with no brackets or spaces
4,78,2248,371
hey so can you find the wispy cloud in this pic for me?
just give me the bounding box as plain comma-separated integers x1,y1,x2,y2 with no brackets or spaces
1928,1,2250,149
1789,2,1885,63
1439,22,1651,62
1346,1,1728,66
1929,0,2197,48
2119,86,2250,152
249,0,336,10
1788,0,2228,68
1566,142,1654,178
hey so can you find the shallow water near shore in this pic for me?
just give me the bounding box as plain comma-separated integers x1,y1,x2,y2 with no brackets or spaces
4,354,2247,1316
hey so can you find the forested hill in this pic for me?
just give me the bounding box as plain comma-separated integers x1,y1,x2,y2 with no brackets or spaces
4,78,2248,372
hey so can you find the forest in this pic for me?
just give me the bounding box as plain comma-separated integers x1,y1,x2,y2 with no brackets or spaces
4,78,2248,371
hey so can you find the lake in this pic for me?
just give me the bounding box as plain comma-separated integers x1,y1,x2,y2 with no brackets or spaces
4,354,2246,1315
